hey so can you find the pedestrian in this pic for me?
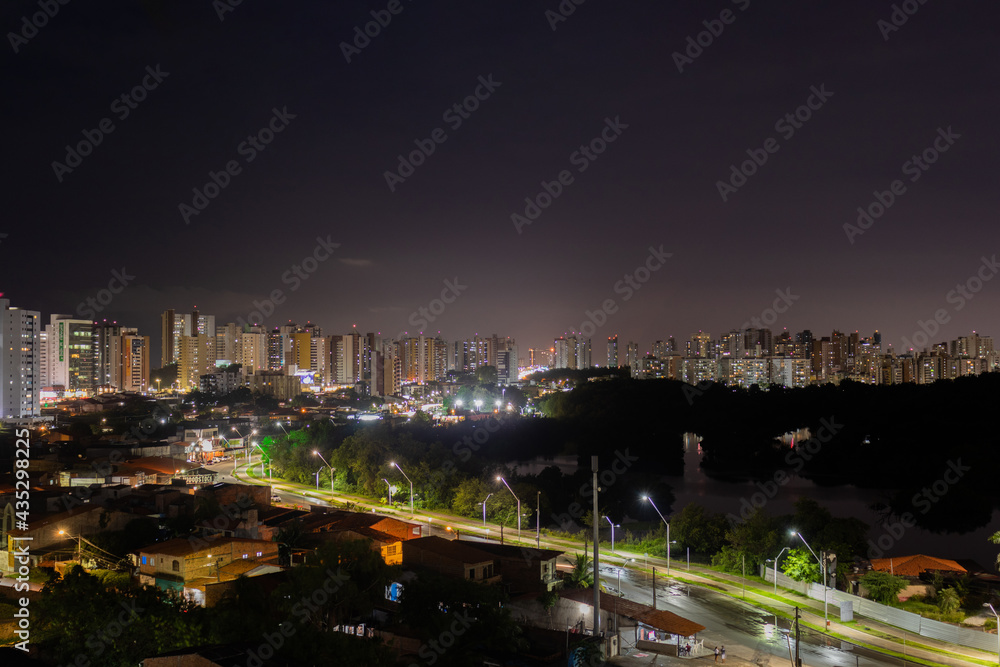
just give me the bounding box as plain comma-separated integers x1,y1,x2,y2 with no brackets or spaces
721,645,726,663
714,646,719,662
685,643,691,657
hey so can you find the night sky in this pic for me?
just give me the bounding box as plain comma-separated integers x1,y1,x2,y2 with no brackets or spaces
5,0,999,358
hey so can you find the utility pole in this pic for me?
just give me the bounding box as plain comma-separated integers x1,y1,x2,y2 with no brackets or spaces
592,455,600,637
794,606,801,667
537,490,541,548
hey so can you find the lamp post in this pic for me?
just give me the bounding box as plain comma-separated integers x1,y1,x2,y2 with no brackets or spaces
392,461,414,515
480,493,492,526
313,451,334,492
792,530,828,627
250,443,268,479
474,399,482,412
536,490,541,548
314,466,323,490
642,495,670,574
57,530,81,562
769,546,790,594
605,516,620,552
383,478,393,505
497,476,521,543
984,603,1000,665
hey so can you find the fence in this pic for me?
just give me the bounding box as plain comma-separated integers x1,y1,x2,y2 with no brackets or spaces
762,568,999,652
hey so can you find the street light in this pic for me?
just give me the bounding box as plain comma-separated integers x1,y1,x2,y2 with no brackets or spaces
497,476,521,543
314,466,323,490
792,529,828,626
313,451,334,492
57,530,81,562
383,478,393,505
250,443,269,479
391,461,414,515
605,516,620,552
642,495,671,574
769,547,790,594
474,399,482,412
984,603,1000,665
480,493,493,526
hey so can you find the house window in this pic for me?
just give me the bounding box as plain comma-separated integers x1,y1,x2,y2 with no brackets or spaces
141,556,146,565
242,553,248,559
256,551,262,557
469,568,475,580
172,560,180,572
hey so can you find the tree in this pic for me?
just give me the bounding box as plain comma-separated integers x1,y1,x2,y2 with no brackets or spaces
475,365,498,385
713,508,780,574
565,553,594,588
990,530,1000,569
672,503,728,556
937,587,960,613
860,570,907,604
781,548,821,583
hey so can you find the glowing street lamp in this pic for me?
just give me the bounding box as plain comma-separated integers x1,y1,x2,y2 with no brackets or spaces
605,516,620,552
768,546,790,594
497,476,520,543
983,603,1000,664
480,493,493,526
391,461,414,515
642,495,671,574
792,529,828,626
313,451,334,491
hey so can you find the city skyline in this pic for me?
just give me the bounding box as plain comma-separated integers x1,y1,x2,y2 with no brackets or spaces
4,3,1000,360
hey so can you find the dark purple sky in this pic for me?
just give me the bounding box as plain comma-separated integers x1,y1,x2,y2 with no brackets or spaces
4,0,999,359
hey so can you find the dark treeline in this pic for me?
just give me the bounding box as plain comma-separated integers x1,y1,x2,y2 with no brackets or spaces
540,375,1000,532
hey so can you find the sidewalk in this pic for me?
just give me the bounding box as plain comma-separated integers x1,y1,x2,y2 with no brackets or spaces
602,550,996,667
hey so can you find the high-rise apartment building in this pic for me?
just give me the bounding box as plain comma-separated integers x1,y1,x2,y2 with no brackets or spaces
46,315,95,395
607,335,619,368
0,299,41,419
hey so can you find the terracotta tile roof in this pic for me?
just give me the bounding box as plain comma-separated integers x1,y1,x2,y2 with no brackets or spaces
870,554,967,577
136,536,275,558
560,588,706,637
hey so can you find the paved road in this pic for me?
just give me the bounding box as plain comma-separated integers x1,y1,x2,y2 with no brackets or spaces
209,460,991,667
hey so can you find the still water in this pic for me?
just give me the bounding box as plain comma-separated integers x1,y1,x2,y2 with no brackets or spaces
512,434,1000,569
